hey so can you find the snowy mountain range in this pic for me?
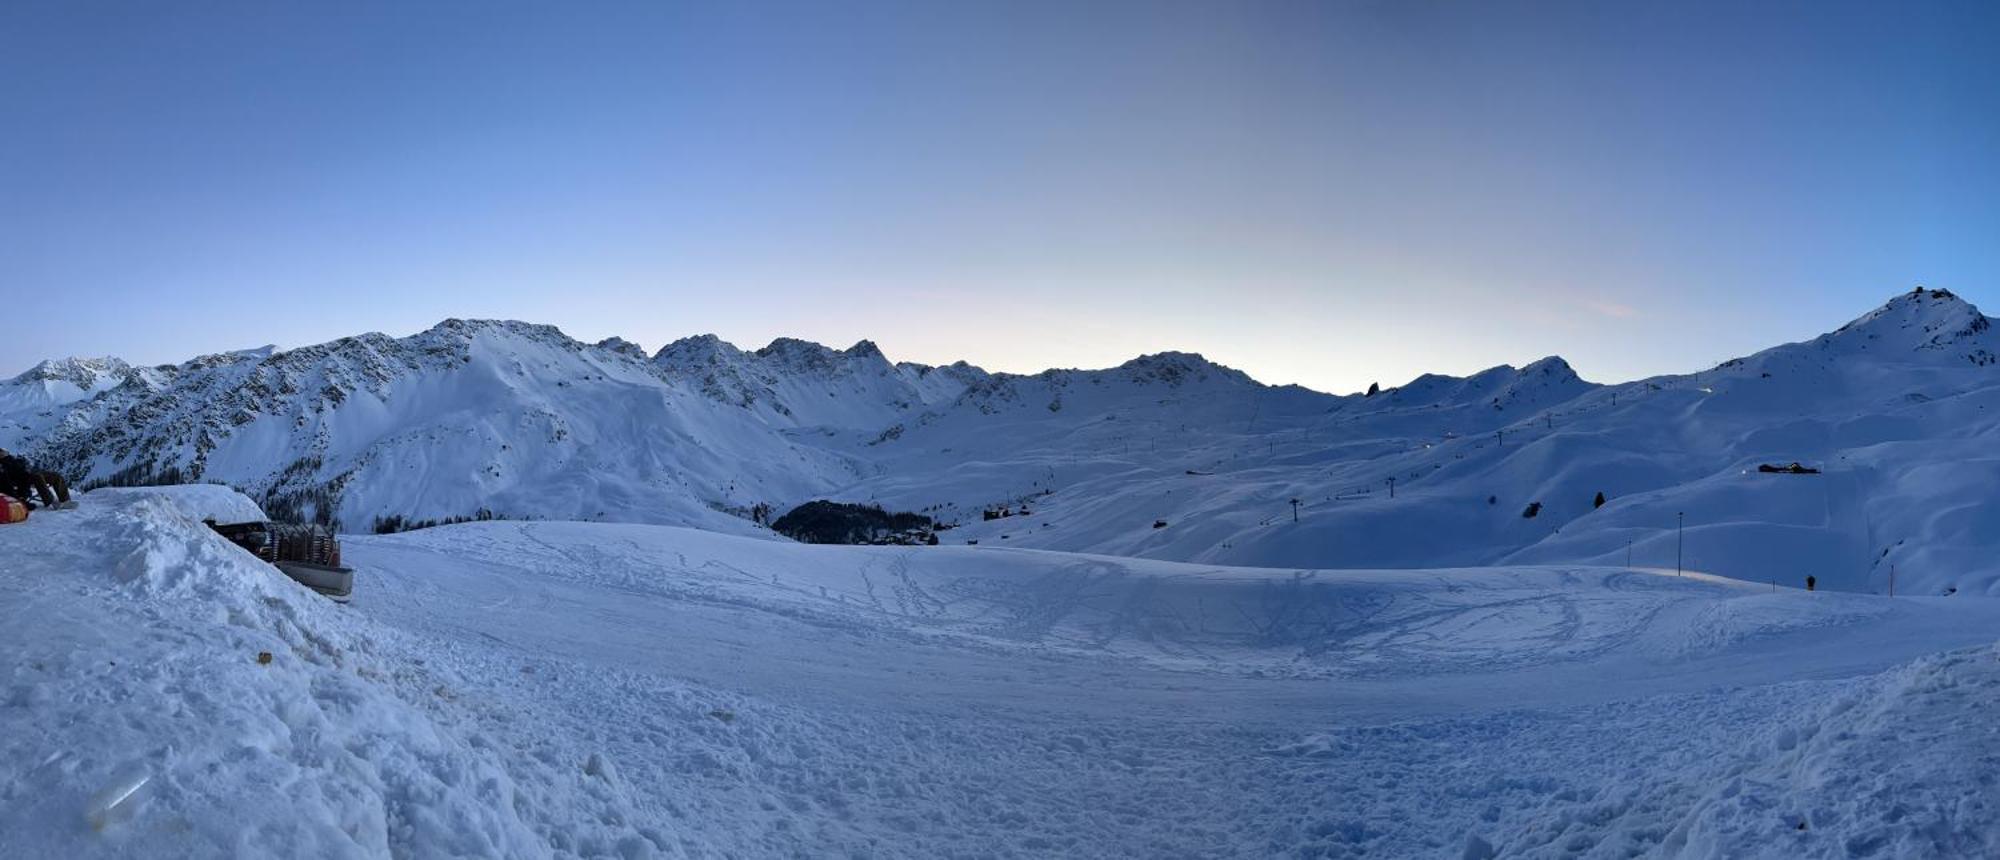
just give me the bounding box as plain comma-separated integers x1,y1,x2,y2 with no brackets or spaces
6,287,1998,595
13,292,2000,857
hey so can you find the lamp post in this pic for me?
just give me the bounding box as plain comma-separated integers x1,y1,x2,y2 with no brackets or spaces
1676,511,1684,576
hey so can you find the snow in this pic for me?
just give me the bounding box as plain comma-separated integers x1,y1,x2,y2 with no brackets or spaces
1,488,658,858
11,289,2000,598
840,289,2000,596
84,483,270,525
8,486,2000,857
0,356,133,450
9,290,2000,856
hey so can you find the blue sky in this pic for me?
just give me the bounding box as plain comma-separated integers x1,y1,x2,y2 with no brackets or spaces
4,0,1997,393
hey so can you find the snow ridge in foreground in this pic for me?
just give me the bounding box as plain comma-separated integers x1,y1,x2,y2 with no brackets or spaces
1,490,665,858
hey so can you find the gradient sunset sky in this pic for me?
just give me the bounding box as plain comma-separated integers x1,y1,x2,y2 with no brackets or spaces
5,1,1997,393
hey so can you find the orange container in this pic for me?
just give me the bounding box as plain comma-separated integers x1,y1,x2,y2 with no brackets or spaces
0,494,26,524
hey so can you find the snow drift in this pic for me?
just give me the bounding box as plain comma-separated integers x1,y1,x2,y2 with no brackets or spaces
0,487,666,858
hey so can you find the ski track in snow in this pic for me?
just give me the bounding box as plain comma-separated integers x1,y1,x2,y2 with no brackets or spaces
7,488,2000,858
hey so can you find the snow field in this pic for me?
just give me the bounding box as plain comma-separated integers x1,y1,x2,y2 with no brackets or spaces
7,486,2000,857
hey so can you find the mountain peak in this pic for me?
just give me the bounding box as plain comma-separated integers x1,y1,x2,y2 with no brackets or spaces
754,337,895,375
421,318,573,344
594,337,649,360
1825,287,1990,354
1119,350,1210,367
1520,355,1579,380
1114,351,1252,387
10,356,131,387
757,337,832,358
654,333,743,366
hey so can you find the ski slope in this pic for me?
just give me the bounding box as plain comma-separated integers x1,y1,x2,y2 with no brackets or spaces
7,486,2000,857
851,290,2000,598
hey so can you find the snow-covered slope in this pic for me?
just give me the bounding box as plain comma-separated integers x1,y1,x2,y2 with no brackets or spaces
1495,287,2000,593
0,357,139,449
8,490,2000,857
6,288,2000,595
854,288,2000,597
18,320,870,534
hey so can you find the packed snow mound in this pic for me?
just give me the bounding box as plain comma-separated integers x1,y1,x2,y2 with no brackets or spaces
0,490,670,858
1500,642,2000,858
84,484,269,525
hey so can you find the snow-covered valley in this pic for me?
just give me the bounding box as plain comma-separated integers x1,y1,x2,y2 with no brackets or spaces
5,487,2000,857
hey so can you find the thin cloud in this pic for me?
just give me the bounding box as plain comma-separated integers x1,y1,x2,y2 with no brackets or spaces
1586,300,1640,319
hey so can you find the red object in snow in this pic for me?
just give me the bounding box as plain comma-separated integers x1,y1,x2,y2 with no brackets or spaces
0,494,27,524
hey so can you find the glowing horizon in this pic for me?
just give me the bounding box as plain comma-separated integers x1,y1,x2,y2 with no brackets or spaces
5,1,1997,394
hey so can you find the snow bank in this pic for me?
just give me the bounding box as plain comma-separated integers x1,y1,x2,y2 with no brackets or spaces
84,483,269,525
0,489,673,858
1484,642,2000,857
1660,644,2000,857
